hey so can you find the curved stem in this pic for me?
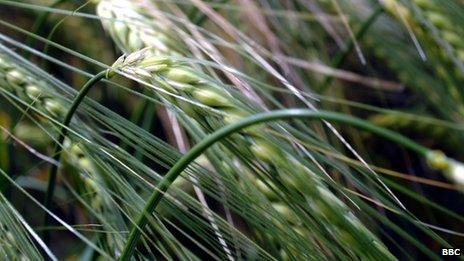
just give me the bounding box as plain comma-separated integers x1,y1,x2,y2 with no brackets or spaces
120,109,429,260
43,70,107,243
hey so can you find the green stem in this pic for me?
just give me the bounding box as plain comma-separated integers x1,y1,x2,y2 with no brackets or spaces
120,109,429,260
43,70,107,243
23,0,67,58
319,5,383,93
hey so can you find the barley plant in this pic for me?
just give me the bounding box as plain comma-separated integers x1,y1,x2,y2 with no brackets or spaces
0,0,463,260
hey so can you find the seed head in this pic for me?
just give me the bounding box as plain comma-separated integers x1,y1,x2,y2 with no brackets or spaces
445,159,464,188
97,0,173,54
426,150,449,170
193,88,232,107
96,3,395,258
25,84,43,100
426,150,464,189
0,56,11,69
255,179,278,200
43,99,65,118
250,140,281,163
6,70,26,86
271,203,300,225
164,67,201,84
108,48,171,78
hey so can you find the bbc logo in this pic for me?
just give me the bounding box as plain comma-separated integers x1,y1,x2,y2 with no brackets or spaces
442,249,461,256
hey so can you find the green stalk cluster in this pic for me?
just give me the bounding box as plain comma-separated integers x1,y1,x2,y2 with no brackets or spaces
413,0,464,62
0,53,103,209
62,143,123,255
0,55,66,119
1,167,61,259
97,1,395,259
0,195,44,259
0,51,123,250
0,223,28,259
380,0,464,116
366,35,463,119
382,0,464,62
369,113,461,149
66,142,103,209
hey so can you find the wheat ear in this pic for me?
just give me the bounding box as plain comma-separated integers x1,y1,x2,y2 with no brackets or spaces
96,1,396,257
